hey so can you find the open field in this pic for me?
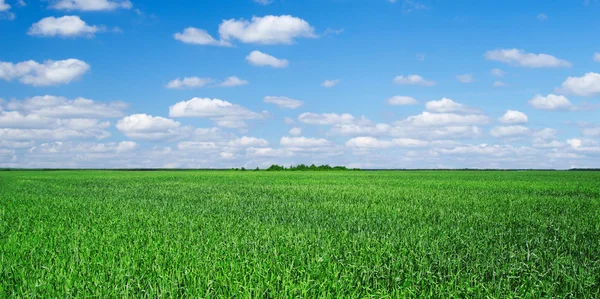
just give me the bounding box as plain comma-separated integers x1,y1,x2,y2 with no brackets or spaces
1,170,599,297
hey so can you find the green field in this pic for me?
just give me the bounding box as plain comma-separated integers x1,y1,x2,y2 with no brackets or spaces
1,170,599,297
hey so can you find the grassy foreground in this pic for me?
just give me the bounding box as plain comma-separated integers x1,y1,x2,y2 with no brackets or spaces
1,170,599,297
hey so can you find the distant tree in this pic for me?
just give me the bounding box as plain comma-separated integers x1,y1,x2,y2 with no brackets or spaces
241,167,246,171
255,167,260,171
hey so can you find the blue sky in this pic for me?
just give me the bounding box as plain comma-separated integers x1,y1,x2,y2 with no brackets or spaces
1,0,599,169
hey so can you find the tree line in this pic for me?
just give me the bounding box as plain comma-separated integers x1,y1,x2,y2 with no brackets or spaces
231,164,359,171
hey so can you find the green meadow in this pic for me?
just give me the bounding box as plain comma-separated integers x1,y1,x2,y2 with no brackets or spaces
1,170,599,297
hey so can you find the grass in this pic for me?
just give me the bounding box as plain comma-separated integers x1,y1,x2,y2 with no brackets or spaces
1,170,599,297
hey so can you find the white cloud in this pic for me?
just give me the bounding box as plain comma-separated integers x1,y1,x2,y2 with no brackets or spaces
284,117,295,125
499,110,528,124
219,15,316,45
387,96,418,105
7,95,126,118
329,123,391,136
220,76,248,87
393,138,430,148
169,98,268,128
254,0,272,5
0,0,13,20
228,136,268,147
490,125,530,137
49,0,132,11
263,96,303,109
166,77,213,89
28,16,101,37
0,59,90,86
177,142,218,151
393,74,435,86
583,127,600,137
399,112,489,126
289,127,301,136
493,81,508,87
280,136,330,147
559,73,600,97
390,125,484,140
246,51,288,68
0,127,110,141
323,28,344,36
529,94,573,111
322,79,340,88
537,13,548,21
29,141,137,154
456,74,473,83
346,137,394,149
116,114,190,141
298,112,366,125
485,49,571,68
425,98,479,114
491,68,505,77
594,53,600,62
0,140,35,149
173,27,231,47
0,0,10,11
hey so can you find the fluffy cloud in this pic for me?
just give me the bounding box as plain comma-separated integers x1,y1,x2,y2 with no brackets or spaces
490,125,530,138
393,74,435,86
28,16,101,37
220,76,248,87
425,98,479,114
393,138,430,148
49,0,132,11
485,49,571,68
499,110,528,124
346,137,393,149
289,127,301,136
219,15,316,44
298,112,367,125
491,68,505,77
387,96,418,105
166,77,213,89
29,141,137,154
456,74,473,83
7,95,126,118
246,51,289,68
0,127,110,141
0,59,90,86
116,114,190,141
329,123,391,136
254,0,273,5
173,27,231,47
0,0,10,11
529,94,573,111
280,136,330,147
228,136,269,147
399,112,489,126
169,98,268,128
263,96,303,109
390,125,483,140
322,79,340,88
559,73,600,97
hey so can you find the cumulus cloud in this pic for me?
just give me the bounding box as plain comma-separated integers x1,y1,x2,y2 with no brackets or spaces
289,127,301,136
425,98,480,114
219,15,316,44
491,68,505,77
280,136,330,147
246,51,288,68
0,59,90,86
499,110,528,124
456,74,473,83
387,96,418,105
322,79,340,88
529,94,573,111
559,73,600,97
7,95,126,118
29,141,137,154
399,112,489,126
28,16,102,37
49,0,132,11
493,81,508,87
220,76,249,87
173,27,231,46
169,98,268,128
116,114,191,141
393,74,435,86
228,136,268,147
166,77,213,89
329,123,391,136
485,49,571,68
263,96,303,109
346,137,394,149
298,112,368,125
490,125,530,138
0,127,110,141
